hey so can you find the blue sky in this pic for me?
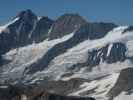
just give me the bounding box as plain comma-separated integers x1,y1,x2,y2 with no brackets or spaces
0,0,132,25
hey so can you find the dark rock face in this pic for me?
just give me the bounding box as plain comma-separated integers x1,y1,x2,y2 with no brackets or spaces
106,43,127,63
87,42,127,66
69,43,127,71
14,10,54,44
0,56,11,66
33,93,95,100
12,9,38,46
31,17,54,43
0,31,15,55
76,22,117,40
107,68,133,100
0,9,53,56
49,13,87,40
87,45,108,66
0,85,20,100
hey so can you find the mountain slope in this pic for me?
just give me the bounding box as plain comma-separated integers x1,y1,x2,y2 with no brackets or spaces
1,25,133,100
0,10,133,100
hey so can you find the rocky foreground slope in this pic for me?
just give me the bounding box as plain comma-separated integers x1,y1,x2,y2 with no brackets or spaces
0,9,133,100
0,84,95,100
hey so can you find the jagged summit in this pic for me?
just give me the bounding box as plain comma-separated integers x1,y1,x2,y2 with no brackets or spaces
56,13,86,21
0,9,53,55
30,16,54,42
16,9,37,19
48,13,87,39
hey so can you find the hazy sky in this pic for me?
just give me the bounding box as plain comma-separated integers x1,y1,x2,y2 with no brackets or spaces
0,0,132,25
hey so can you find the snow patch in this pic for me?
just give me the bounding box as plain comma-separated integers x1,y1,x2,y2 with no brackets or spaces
107,44,113,56
114,92,133,100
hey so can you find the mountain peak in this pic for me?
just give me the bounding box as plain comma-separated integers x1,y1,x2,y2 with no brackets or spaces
58,13,84,19
49,13,87,39
57,13,87,24
16,9,37,19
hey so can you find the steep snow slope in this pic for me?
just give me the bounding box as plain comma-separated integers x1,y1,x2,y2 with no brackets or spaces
1,32,74,81
0,17,19,33
41,26,133,80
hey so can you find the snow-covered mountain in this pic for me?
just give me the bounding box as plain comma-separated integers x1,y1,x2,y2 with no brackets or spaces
0,9,133,100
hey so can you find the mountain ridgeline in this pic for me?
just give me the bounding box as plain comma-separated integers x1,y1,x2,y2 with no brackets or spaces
0,9,116,56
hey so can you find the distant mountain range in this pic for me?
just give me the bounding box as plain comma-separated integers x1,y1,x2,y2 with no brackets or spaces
0,9,133,100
